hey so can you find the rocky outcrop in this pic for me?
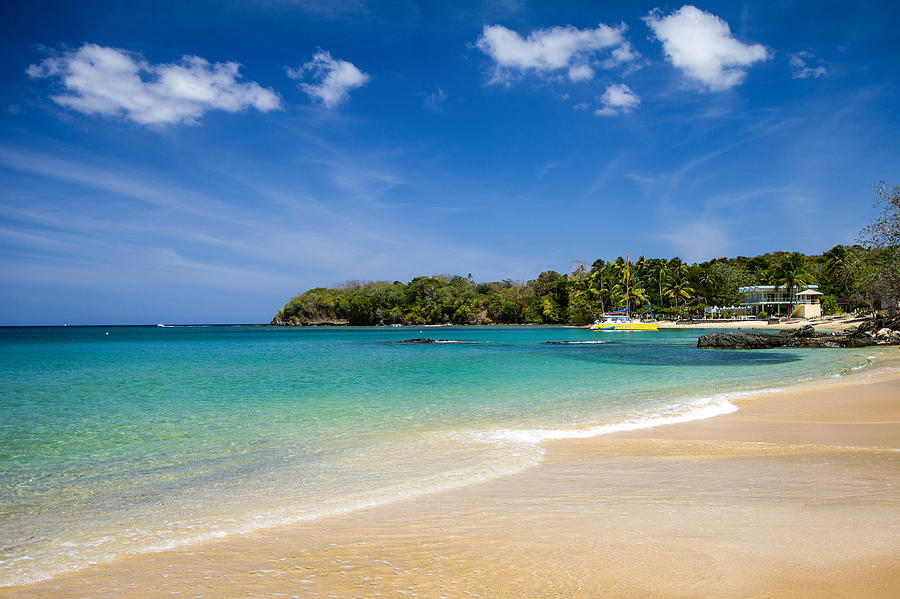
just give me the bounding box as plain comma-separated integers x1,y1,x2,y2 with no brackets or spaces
270,314,349,326
698,317,900,349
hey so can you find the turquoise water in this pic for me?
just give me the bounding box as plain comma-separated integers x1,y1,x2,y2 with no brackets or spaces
0,325,879,585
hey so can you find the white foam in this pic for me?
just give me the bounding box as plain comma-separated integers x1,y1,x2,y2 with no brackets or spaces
0,440,541,588
834,355,877,377
467,389,783,446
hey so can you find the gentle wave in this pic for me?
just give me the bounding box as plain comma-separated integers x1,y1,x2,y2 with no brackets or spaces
1,441,541,588
466,389,786,446
832,354,878,377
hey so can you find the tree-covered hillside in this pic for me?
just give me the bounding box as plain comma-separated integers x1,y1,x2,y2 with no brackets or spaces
273,182,899,326
271,246,879,325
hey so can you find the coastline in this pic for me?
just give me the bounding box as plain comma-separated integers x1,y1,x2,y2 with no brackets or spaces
658,315,867,332
5,352,898,598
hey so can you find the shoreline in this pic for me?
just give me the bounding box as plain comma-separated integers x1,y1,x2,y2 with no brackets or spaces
5,351,899,598
658,314,868,332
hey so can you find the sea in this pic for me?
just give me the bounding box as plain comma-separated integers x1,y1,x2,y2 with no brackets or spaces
0,324,882,587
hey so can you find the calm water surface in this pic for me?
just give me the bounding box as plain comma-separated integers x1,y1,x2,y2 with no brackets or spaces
0,325,879,585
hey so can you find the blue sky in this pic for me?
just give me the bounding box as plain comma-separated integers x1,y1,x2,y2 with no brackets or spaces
1,1,898,325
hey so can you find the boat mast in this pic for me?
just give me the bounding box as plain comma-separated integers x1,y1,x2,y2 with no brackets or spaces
626,252,630,316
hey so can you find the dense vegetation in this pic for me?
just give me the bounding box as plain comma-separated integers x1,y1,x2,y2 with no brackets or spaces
273,183,900,326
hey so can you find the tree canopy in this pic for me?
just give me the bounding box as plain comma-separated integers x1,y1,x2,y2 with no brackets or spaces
273,182,899,325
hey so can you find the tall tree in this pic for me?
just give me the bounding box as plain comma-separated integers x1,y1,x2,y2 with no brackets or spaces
856,181,900,313
822,244,853,296
774,252,816,314
653,261,671,306
663,277,694,309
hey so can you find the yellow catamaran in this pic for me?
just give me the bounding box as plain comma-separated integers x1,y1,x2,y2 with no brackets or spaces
590,253,659,331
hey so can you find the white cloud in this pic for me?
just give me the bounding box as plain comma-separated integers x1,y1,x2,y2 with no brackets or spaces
595,83,640,116
27,43,281,125
567,64,594,81
288,50,369,108
643,5,770,91
789,51,827,79
475,23,637,84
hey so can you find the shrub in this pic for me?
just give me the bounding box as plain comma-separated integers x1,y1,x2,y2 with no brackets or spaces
820,294,840,315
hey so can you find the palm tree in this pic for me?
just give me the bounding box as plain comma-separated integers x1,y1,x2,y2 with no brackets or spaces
634,255,648,279
599,278,622,312
697,270,717,303
654,262,672,306
670,258,690,281
611,256,628,283
586,268,605,313
627,283,648,313
823,245,852,296
663,277,695,309
774,252,816,315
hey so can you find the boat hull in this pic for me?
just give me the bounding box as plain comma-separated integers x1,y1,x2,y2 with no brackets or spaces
590,322,659,331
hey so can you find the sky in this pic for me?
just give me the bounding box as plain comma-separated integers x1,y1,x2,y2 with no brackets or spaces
1,1,898,325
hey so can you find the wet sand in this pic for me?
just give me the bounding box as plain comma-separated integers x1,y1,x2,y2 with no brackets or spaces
5,355,899,598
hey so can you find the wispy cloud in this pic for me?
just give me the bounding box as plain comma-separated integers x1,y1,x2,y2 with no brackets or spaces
537,161,559,178
0,142,511,311
287,50,369,108
655,217,733,262
27,43,281,125
789,51,828,79
0,146,204,215
643,5,770,91
475,23,637,85
421,87,447,112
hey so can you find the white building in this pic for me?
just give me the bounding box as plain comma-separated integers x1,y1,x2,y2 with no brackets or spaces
739,285,822,318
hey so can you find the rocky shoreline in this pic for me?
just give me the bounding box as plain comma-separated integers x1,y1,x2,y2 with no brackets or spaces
698,315,900,349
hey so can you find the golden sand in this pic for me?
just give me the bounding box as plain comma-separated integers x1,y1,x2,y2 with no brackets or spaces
5,355,899,598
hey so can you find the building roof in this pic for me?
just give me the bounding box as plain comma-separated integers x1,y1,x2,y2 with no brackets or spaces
796,289,823,295
738,285,819,292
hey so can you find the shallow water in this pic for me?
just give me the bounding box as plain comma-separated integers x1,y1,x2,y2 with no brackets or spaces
0,325,880,585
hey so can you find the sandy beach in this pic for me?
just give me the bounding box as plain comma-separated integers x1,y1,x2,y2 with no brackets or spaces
5,352,899,598
658,315,868,332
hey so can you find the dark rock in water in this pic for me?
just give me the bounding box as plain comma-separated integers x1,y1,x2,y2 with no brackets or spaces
697,321,900,349
697,332,788,349
399,338,439,343
794,325,816,338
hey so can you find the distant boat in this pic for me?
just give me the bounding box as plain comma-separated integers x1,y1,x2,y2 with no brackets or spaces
590,311,659,331
590,252,659,331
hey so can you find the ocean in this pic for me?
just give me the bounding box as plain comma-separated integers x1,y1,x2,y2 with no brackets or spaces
0,324,880,586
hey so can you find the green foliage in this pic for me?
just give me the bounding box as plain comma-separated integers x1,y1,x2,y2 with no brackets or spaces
273,182,899,325
820,294,840,315
347,295,375,325
854,181,900,313
774,252,816,312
